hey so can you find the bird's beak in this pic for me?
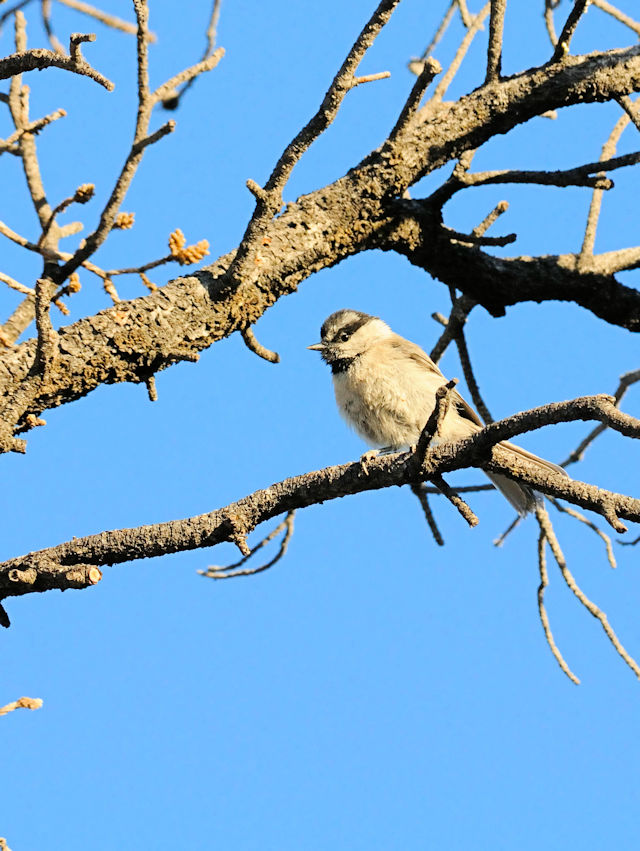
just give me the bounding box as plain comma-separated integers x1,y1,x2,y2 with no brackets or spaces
307,343,324,351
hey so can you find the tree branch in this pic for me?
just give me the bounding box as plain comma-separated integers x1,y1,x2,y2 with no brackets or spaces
1,394,638,619
0,45,114,90
2,41,640,436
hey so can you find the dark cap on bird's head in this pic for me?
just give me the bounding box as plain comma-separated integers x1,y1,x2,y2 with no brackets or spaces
307,309,375,352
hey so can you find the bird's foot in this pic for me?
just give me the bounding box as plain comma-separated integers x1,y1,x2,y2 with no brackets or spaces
359,447,399,474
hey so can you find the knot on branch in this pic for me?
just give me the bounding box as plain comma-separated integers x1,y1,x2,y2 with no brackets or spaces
224,512,251,556
70,33,96,65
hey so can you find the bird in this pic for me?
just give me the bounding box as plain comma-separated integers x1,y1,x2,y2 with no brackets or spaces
308,308,567,515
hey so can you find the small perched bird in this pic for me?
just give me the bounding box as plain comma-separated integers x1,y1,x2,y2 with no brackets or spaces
308,309,567,515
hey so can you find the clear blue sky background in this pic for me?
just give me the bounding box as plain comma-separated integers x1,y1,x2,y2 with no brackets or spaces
2,1,640,848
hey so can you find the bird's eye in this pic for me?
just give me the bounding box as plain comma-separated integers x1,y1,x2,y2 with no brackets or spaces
339,331,350,342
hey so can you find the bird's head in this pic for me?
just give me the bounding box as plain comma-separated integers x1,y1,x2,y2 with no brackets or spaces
307,309,392,371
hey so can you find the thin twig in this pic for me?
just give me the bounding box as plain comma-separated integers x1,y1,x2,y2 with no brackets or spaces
56,4,222,283
457,0,474,28
41,0,65,54
431,473,479,527
430,294,476,364
161,0,221,107
0,106,66,155
57,0,156,40
410,482,445,546
591,0,640,37
537,504,640,680
226,0,401,286
105,254,172,276
201,511,295,579
580,111,631,263
432,149,640,207
544,0,559,46
0,294,35,345
561,368,640,467
493,513,522,546
486,0,507,82
616,94,640,133
547,495,616,568
551,0,591,63
415,0,457,63
415,378,459,462
445,226,516,246
536,527,581,684
454,327,494,424
0,271,33,295
472,200,509,237
390,57,441,138
0,0,35,28
429,3,491,104
240,326,280,363
0,695,43,716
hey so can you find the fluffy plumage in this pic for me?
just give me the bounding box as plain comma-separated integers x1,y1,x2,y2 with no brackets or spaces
309,309,567,515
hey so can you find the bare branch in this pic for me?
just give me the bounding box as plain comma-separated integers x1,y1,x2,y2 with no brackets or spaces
591,0,640,37
415,378,459,462
430,149,640,207
410,483,445,546
537,504,640,680
0,695,43,716
412,0,456,66
0,271,33,295
472,200,509,237
201,511,295,580
1,394,639,618
0,44,113,90
226,0,402,285
454,326,494,425
431,473,479,527
0,295,35,346
544,0,560,46
551,0,590,63
56,3,221,283
0,106,66,155
430,295,476,364
69,31,95,63
151,49,225,105
580,112,632,262
57,0,155,40
352,71,391,86
536,524,581,684
561,371,640,468
486,0,507,82
161,0,221,108
34,277,57,374
240,327,280,364
390,57,441,138
457,0,474,28
547,496,616,568
616,94,640,133
444,225,516,247
41,0,64,54
429,3,491,104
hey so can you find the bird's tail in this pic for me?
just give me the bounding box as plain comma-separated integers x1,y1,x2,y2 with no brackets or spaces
484,441,568,516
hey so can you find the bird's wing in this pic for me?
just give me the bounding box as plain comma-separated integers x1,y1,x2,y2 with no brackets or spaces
396,336,485,428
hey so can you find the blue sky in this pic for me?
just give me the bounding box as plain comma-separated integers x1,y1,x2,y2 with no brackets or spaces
2,1,640,849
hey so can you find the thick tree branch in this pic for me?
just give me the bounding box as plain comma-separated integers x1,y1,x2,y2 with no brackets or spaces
2,43,640,436
1,394,638,618
383,216,640,328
